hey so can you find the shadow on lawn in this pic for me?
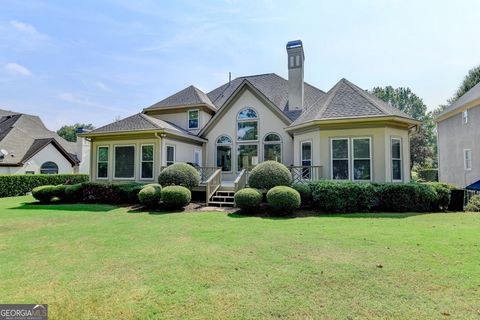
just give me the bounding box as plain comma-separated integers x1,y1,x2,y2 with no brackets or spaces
11,201,117,212
228,210,432,220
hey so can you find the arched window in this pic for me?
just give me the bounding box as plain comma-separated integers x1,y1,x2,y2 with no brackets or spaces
40,161,59,174
263,133,282,162
216,135,232,172
237,108,258,141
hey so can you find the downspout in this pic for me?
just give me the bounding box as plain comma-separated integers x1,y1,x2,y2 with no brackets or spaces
155,132,163,176
86,137,94,181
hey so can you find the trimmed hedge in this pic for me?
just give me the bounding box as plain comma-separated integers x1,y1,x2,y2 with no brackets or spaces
291,183,312,206
158,163,200,190
267,186,301,214
423,182,457,210
0,174,89,198
64,183,84,203
32,185,57,203
417,169,438,182
465,195,480,212
377,183,437,212
234,188,262,211
80,182,144,204
161,186,191,209
138,184,162,208
248,161,292,190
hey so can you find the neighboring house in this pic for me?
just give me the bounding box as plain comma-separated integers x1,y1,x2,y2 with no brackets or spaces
436,82,480,188
81,40,419,193
0,109,89,175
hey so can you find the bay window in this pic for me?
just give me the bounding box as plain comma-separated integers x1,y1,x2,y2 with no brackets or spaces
301,141,312,179
331,139,349,180
166,145,175,166
391,138,402,181
114,145,135,179
141,144,154,179
97,146,109,179
352,138,371,181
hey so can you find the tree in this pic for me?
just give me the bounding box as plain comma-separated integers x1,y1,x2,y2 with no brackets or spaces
450,65,480,103
409,127,433,170
371,86,426,120
57,123,95,142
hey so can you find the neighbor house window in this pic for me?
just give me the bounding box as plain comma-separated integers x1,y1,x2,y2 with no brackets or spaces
114,145,135,179
40,161,58,174
301,141,312,179
166,145,175,166
97,146,109,179
391,138,402,181
237,144,258,171
352,138,371,181
263,133,282,162
188,109,199,129
237,108,258,141
464,149,472,170
141,144,154,180
216,135,232,172
463,110,468,124
331,139,349,180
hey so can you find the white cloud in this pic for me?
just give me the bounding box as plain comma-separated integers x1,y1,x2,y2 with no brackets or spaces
4,63,32,76
9,20,46,39
93,81,111,92
58,92,118,112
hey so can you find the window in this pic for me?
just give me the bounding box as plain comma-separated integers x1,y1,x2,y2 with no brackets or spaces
352,138,371,181
237,144,258,171
391,138,402,181
237,108,258,141
166,145,175,166
289,56,294,68
194,149,201,166
114,145,135,179
25,171,35,174
263,133,282,162
295,54,300,66
97,146,109,179
40,161,58,174
141,144,154,180
188,109,199,129
464,149,472,170
301,141,312,179
331,139,349,180
216,135,232,172
463,110,468,124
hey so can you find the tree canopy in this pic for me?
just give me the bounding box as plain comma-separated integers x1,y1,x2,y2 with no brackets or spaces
57,123,95,142
370,86,427,120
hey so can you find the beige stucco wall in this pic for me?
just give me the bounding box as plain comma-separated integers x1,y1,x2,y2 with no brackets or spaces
162,137,203,166
149,109,212,135
203,87,293,181
438,104,480,187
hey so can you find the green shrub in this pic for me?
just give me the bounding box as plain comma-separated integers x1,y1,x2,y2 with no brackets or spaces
423,182,458,210
0,174,88,198
54,185,67,201
161,186,191,209
248,161,292,190
309,181,378,213
138,184,162,208
417,169,438,182
65,183,84,203
291,183,312,206
234,188,263,211
465,195,480,212
158,163,200,190
377,183,437,212
266,186,301,214
117,183,144,203
32,185,57,203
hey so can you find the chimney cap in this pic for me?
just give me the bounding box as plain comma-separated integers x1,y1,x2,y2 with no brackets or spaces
286,40,303,49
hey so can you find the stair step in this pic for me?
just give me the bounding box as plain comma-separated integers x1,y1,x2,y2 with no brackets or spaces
208,201,235,207
212,196,234,201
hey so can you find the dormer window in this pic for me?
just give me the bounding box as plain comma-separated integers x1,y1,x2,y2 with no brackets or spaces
463,110,468,124
188,110,199,129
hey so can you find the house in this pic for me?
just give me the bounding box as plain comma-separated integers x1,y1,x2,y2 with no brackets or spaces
0,109,89,174
436,82,480,188
80,40,419,202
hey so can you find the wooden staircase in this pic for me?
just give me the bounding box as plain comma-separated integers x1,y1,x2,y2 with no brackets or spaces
208,188,235,207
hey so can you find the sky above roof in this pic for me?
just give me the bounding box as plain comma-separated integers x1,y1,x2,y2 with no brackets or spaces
0,0,479,130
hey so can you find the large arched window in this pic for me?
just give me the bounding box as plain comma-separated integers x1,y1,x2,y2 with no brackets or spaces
40,161,58,174
237,108,258,141
263,133,282,162
216,135,232,172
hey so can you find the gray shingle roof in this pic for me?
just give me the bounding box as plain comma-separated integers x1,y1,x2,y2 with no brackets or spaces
291,78,415,126
436,82,480,120
144,85,217,112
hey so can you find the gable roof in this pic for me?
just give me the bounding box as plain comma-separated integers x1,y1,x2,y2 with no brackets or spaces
436,82,480,121
290,78,416,127
21,138,78,166
144,85,217,112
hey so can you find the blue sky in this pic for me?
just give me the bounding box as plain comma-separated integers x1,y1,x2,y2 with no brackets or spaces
1,0,479,130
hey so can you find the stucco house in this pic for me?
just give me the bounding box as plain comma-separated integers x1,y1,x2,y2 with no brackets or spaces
80,40,419,204
0,109,89,175
436,82,480,188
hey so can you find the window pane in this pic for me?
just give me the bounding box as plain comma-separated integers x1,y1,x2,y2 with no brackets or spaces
217,135,232,144
142,145,153,161
264,144,281,162
332,160,349,179
264,133,281,142
392,139,401,159
188,119,198,128
141,162,153,179
354,160,371,180
98,147,108,162
216,145,231,171
98,163,108,178
301,142,311,160
237,145,258,171
40,162,58,174
166,146,174,162
392,159,401,180
353,139,370,158
332,140,348,159
188,110,198,120
115,146,135,178
237,108,257,120
237,121,258,141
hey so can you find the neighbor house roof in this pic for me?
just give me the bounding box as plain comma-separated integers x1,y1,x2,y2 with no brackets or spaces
436,82,480,121
144,85,217,112
290,78,417,127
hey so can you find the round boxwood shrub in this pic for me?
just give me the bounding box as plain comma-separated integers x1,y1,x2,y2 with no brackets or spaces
234,188,262,211
465,195,480,212
266,186,301,214
161,185,191,209
248,161,292,190
158,163,200,190
291,183,312,206
138,184,162,208
65,183,84,203
32,185,57,203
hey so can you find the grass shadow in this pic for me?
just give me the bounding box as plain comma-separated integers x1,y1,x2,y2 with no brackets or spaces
11,201,118,212
127,205,186,215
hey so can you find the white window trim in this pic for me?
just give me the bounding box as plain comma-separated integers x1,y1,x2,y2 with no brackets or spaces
464,149,472,171
330,138,350,180
166,144,176,166
140,144,155,181
113,145,136,180
463,110,468,124
194,148,202,166
236,107,259,143
351,137,373,182
96,145,109,180
215,135,233,173
300,140,312,165
236,143,259,173
188,109,200,129
391,137,403,182
263,132,283,162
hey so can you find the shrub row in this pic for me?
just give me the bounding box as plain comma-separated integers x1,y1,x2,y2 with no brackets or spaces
234,186,301,215
0,174,89,198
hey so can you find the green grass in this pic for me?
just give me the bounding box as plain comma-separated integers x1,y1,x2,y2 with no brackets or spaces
0,196,479,319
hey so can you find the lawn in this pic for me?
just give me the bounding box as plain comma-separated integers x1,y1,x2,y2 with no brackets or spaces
0,196,479,319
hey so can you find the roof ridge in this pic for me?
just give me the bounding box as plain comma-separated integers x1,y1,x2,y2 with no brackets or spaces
316,79,346,119
339,79,387,114
138,113,162,129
